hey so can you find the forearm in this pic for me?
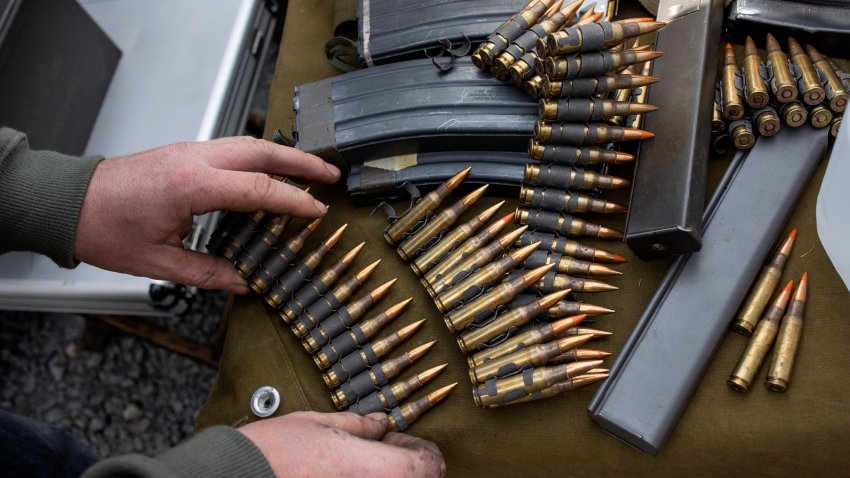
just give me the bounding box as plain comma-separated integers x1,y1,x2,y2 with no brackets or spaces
82,426,274,478
0,127,103,267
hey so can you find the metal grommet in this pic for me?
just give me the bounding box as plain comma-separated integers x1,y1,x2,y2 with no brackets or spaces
251,386,280,418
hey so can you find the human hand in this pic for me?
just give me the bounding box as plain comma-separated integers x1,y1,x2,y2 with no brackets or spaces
238,411,445,478
73,136,340,293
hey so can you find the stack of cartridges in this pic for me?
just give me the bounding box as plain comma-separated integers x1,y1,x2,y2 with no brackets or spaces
713,36,848,151
728,230,809,394
205,188,456,431
384,167,622,407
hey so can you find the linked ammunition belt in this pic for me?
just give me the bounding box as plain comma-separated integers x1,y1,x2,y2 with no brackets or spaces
357,0,527,66
379,167,621,408
293,57,537,167
711,37,846,157
205,193,458,430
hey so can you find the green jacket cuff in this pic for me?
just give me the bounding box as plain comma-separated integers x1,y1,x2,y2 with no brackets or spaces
0,127,103,268
82,426,275,478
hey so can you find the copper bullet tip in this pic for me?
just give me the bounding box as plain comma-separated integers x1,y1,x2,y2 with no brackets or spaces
418,363,450,385
306,216,323,231
557,331,594,350
355,259,382,282
779,229,798,256
463,184,490,206
340,242,366,264
324,224,349,247
479,201,506,222
370,278,398,300
639,130,655,140
609,253,628,263
588,263,623,276
566,359,605,377
787,37,803,55
613,151,636,164
583,279,619,292
501,226,530,249
765,33,781,53
634,50,664,62
446,166,473,191
525,263,556,284
580,303,616,316
597,226,624,240
407,339,438,362
805,44,823,61
551,315,588,335
512,241,542,262
386,297,414,318
573,373,609,387
794,273,808,302
540,289,573,309
744,36,758,56
396,319,427,340
427,382,458,405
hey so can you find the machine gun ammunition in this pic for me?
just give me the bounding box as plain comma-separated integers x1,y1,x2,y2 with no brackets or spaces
384,167,471,245
544,49,663,80
423,213,514,289
265,224,347,309
534,121,653,145
523,163,631,189
516,206,623,239
728,281,794,393
332,341,436,409
300,278,397,347
426,227,529,297
742,36,769,109
806,44,848,112
473,360,602,407
397,185,488,262
765,33,797,103
722,43,745,121
321,320,427,385
249,217,321,294
544,19,664,56
411,201,504,276
386,382,457,432
787,37,825,106
290,260,381,337
765,273,808,392
468,314,590,368
443,264,554,332
517,230,626,263
457,291,572,354
433,242,539,312
280,242,364,322
473,0,556,68
732,229,796,336
347,364,448,416
528,140,635,165
469,330,593,383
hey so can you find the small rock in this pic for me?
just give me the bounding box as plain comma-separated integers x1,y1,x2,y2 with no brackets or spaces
64,343,80,360
121,403,142,422
88,417,104,433
43,408,64,424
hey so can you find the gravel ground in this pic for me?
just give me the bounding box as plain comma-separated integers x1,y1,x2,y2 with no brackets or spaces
0,291,225,460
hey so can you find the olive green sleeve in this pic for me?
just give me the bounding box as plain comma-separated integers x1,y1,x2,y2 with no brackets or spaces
82,426,275,478
0,127,104,267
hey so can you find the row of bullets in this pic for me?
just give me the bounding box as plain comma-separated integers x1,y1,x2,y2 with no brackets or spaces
205,188,456,431
383,167,617,407
728,230,808,393
715,35,847,151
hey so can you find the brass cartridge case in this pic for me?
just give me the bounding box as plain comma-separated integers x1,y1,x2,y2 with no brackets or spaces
732,230,797,336
765,273,808,392
411,201,503,276
781,100,808,127
384,166,470,244
467,314,588,368
443,264,554,332
468,330,591,383
397,185,488,262
787,37,825,106
386,382,457,432
473,360,603,407
742,36,770,109
765,33,798,103
728,281,794,393
457,290,573,354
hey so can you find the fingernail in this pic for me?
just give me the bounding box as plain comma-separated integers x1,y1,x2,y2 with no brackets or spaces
324,161,341,180
366,412,388,425
314,198,328,214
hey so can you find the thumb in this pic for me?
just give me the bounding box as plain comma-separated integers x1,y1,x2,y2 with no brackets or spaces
308,412,388,440
150,246,249,293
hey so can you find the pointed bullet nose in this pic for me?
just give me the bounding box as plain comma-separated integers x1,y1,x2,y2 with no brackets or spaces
794,272,808,302
356,258,382,281
419,363,450,384
446,166,472,191
428,382,459,404
341,241,367,263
